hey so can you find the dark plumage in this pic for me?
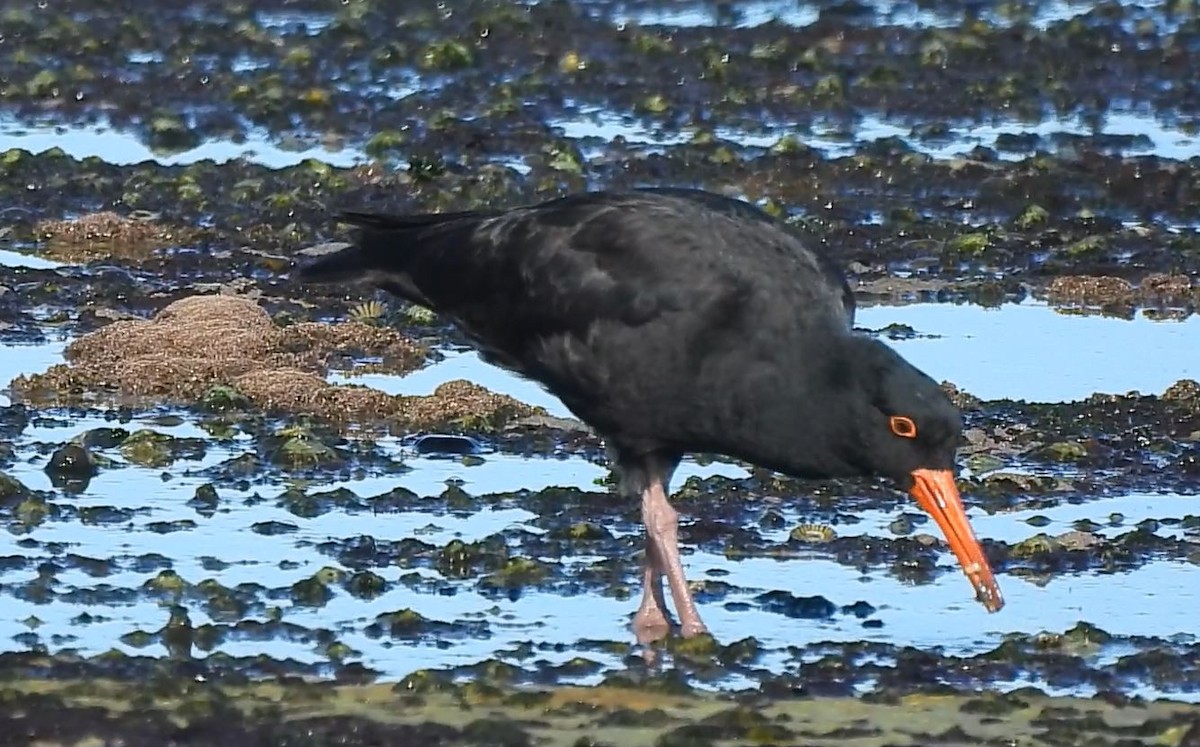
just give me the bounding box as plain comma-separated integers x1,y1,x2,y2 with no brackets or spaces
297,188,1003,638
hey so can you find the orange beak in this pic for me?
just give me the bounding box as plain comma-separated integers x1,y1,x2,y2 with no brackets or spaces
909,469,1004,612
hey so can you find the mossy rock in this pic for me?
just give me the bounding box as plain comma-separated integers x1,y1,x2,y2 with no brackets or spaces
120,430,176,468
480,556,550,590
1038,441,1088,462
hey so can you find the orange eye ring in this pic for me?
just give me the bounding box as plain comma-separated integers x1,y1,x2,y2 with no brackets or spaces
889,415,918,439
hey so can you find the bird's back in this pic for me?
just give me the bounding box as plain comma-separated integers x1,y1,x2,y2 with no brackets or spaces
301,189,856,447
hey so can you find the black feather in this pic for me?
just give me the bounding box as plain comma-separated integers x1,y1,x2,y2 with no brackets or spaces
294,188,944,479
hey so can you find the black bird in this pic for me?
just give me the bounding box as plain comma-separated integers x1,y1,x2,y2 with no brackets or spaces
297,188,1004,639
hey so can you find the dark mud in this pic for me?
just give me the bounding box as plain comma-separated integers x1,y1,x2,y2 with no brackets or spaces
2,0,1200,741
2,663,1197,747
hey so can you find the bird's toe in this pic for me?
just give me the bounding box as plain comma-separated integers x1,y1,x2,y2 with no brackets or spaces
632,607,672,644
678,619,709,639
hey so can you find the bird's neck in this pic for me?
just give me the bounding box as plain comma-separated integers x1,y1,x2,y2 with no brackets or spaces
707,336,869,480
727,398,860,481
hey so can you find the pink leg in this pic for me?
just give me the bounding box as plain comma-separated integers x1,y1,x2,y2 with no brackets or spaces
633,537,671,641
642,482,708,638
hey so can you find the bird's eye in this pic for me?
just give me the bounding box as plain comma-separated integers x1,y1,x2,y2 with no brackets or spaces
889,415,918,439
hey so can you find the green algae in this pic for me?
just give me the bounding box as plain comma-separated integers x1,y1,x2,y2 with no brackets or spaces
119,429,179,468
6,674,1192,747
480,556,551,591
197,384,252,412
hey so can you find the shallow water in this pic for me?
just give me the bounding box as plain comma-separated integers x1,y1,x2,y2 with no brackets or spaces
334,349,576,419
2,415,1197,694
3,297,1199,696
0,341,67,407
855,111,1200,162
155,0,1175,36
2,419,1197,633
0,248,66,271
609,0,1172,31
763,491,1198,545
0,116,365,170
553,108,1200,162
4,104,1196,176
331,301,1200,408
255,10,335,35
856,301,1200,402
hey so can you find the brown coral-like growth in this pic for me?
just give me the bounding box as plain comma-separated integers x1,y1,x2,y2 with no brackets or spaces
402,380,545,430
940,380,982,411
231,368,401,422
8,294,542,431
1139,273,1195,304
1162,379,1200,403
1045,274,1197,309
1045,276,1135,305
33,211,199,263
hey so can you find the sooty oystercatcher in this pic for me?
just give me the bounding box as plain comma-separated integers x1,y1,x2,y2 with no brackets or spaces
296,187,1004,639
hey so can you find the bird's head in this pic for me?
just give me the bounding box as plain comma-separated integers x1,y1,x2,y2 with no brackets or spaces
830,334,1004,613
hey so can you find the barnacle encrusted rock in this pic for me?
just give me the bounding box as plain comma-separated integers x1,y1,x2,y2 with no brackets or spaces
1044,275,1135,305
9,294,542,430
33,211,200,262
1045,273,1195,306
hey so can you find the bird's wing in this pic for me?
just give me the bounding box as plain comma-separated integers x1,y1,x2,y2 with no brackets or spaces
303,195,696,328
300,191,850,353
634,188,855,325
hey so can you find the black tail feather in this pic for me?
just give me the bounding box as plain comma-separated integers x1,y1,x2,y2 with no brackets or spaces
335,207,495,231
295,210,431,284
334,210,427,230
296,243,367,283
297,209,471,288
299,206,499,300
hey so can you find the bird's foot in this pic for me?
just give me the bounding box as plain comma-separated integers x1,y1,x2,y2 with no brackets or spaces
632,605,672,645
678,617,709,639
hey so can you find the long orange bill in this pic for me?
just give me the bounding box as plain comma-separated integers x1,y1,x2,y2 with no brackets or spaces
909,468,1004,612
